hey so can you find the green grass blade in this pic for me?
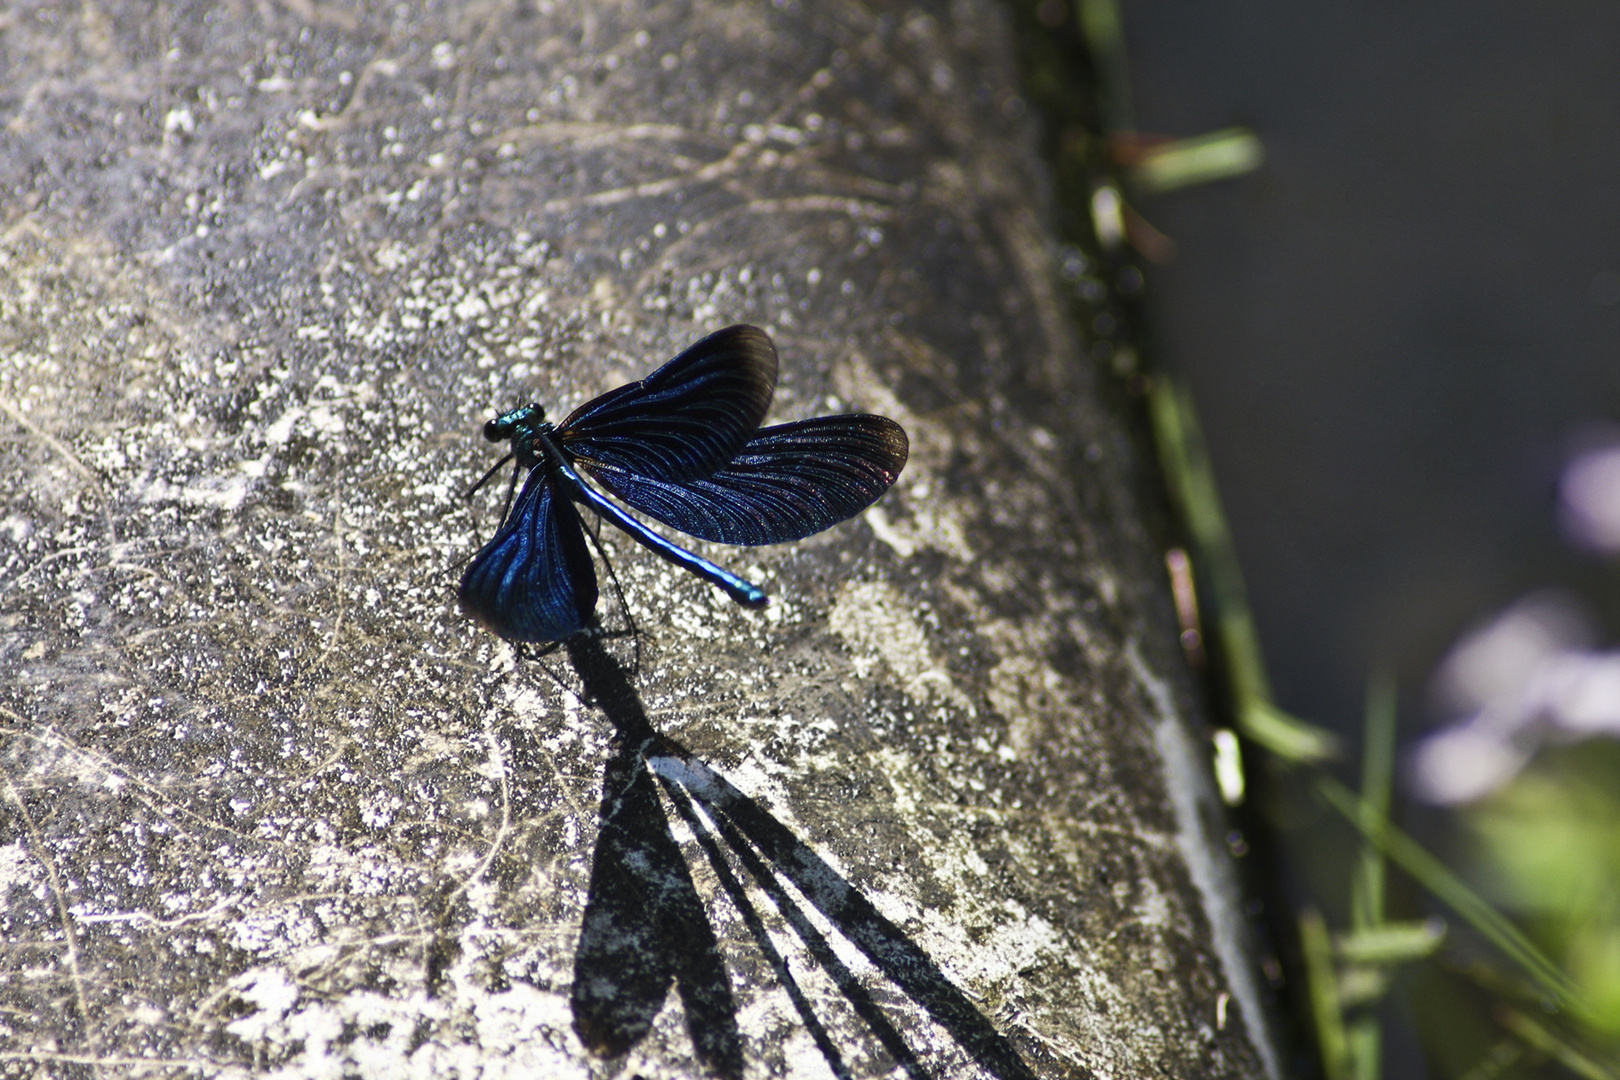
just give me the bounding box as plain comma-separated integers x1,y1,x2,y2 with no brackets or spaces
1346,1015,1381,1080
1075,0,1133,133
1145,377,1267,703
1336,921,1447,965
1240,700,1339,763
1455,1039,1525,1080
1303,908,1349,1080
1317,774,1593,1024
1148,377,1340,762
1130,128,1265,193
1499,1009,1620,1080
1352,670,1397,930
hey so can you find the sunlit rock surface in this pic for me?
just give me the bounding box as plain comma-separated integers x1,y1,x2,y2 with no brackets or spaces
0,2,1275,1077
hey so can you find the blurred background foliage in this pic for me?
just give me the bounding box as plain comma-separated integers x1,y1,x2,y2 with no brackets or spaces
1471,742,1620,1035
1009,0,1620,1077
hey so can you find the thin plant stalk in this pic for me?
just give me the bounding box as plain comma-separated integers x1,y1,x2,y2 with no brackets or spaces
1316,775,1592,1025
1351,670,1396,933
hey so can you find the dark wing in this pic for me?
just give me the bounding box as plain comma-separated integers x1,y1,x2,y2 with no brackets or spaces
557,324,777,483
458,468,598,642
580,415,908,546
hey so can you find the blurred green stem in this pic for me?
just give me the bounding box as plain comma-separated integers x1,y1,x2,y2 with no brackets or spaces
1304,907,1349,1080
1352,670,1397,932
1147,376,1339,761
1129,128,1265,193
1455,1039,1525,1080
1346,1016,1380,1080
1499,1009,1619,1080
1317,775,1593,1025
1075,0,1133,133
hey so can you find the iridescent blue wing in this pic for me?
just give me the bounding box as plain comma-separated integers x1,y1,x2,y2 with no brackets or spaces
458,468,598,642
580,415,908,545
558,325,777,483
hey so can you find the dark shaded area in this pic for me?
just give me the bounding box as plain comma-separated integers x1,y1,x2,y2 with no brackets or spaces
661,778,867,1080
563,634,1042,1080
571,723,742,1075
1120,0,1620,739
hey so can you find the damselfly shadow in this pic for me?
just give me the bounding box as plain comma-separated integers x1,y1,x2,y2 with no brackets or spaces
550,635,1038,1080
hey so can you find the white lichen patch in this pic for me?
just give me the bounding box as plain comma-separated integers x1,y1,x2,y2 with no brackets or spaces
972,614,1078,758
0,841,43,898
223,967,300,1042
139,469,257,511
229,906,326,958
831,353,975,565
986,653,1063,757
828,580,973,715
922,894,1067,987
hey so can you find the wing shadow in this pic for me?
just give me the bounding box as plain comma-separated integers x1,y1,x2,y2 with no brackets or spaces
568,658,743,1078
562,634,1039,1080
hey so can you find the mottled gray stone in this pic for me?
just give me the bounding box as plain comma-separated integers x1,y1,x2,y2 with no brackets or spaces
0,1,1277,1077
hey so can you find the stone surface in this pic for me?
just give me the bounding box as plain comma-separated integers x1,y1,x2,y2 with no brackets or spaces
0,1,1275,1077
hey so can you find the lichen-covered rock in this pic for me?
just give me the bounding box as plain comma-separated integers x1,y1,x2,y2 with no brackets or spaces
0,2,1276,1077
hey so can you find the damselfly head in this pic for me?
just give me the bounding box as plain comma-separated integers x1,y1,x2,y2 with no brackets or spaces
484,403,547,443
